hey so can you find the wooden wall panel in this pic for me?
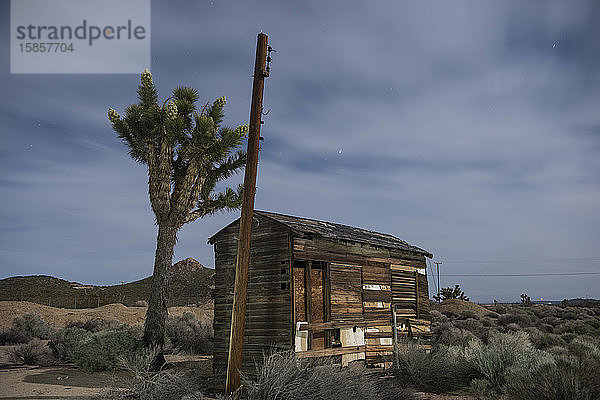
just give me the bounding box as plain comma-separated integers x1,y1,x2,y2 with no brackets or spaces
212,216,292,377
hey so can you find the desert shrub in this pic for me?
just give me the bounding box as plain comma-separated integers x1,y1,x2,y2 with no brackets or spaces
529,332,566,350
431,321,477,347
394,341,477,393
497,310,531,327
429,310,447,322
530,305,558,320
11,313,53,341
506,340,600,400
74,328,141,372
99,347,204,400
541,316,561,327
470,378,498,400
504,322,521,332
494,305,508,314
7,338,53,366
458,310,478,320
554,320,596,336
464,332,549,393
0,328,29,345
441,310,459,319
166,312,213,355
485,312,499,319
67,318,126,332
244,351,415,400
49,326,90,363
452,318,488,342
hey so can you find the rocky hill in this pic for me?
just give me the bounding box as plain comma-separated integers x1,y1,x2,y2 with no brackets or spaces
0,258,214,309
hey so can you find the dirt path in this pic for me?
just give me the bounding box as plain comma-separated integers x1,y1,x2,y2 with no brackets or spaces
0,365,109,399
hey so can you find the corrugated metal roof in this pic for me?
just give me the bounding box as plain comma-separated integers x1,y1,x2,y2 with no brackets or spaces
211,210,431,257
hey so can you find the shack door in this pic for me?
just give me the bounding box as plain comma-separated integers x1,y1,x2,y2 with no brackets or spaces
292,260,328,351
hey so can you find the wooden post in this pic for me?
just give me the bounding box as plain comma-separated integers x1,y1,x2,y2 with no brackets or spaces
225,32,269,394
392,305,399,368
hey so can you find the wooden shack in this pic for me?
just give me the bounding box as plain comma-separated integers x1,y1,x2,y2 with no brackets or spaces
209,211,433,375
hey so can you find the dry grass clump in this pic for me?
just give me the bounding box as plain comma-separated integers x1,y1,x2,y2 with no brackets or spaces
394,340,476,393
7,338,53,366
244,351,415,400
464,331,550,393
505,338,600,400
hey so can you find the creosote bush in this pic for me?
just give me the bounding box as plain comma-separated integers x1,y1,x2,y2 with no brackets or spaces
0,328,29,345
74,328,141,372
166,312,213,354
10,313,54,341
464,331,552,396
394,341,477,393
8,338,53,366
49,326,91,363
505,338,600,400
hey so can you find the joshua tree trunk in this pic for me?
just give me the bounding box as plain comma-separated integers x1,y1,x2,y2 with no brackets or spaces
143,221,177,370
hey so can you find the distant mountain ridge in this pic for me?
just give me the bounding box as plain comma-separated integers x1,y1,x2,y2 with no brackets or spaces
0,258,214,309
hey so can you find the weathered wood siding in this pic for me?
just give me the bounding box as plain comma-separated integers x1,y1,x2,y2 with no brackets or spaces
212,216,292,376
329,263,362,321
293,236,430,366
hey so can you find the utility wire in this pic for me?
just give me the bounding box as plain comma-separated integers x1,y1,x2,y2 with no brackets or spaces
440,272,600,277
443,257,600,264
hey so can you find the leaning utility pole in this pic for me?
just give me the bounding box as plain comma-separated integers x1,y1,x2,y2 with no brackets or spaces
225,32,269,394
434,261,442,302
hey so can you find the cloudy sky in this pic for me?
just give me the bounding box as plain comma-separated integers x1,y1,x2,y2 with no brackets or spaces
1,0,599,302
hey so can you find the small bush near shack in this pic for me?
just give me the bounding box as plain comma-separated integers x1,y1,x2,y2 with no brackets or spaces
166,312,213,355
74,328,141,372
243,351,415,400
394,341,477,393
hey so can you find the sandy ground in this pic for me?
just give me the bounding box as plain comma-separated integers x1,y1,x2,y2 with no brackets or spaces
0,301,213,330
0,346,213,400
0,365,113,399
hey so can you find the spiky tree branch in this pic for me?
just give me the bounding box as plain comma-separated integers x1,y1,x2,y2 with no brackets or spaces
108,69,248,369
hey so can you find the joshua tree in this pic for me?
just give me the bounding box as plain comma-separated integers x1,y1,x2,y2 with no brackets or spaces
433,284,470,302
520,293,531,306
108,69,247,368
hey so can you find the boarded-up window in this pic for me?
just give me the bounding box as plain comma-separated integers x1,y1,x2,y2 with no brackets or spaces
391,264,417,318
330,263,362,321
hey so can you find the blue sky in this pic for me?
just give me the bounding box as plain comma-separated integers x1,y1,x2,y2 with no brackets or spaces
1,0,599,302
